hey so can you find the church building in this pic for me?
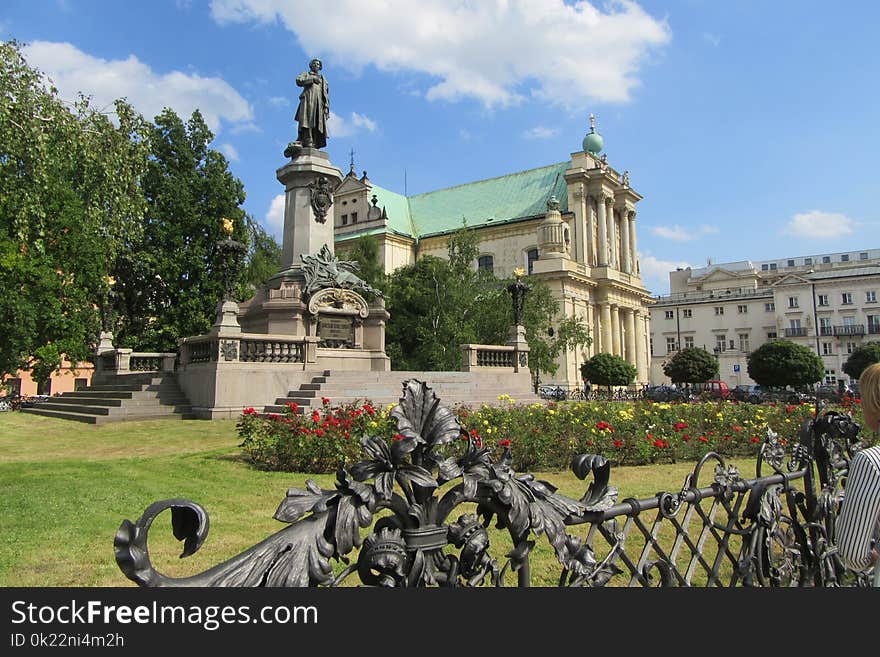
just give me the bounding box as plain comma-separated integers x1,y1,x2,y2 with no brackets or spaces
332,117,654,387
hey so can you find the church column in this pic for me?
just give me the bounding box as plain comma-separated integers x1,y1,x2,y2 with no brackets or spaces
594,194,608,266
605,196,616,270
572,184,587,265
635,309,647,382
600,302,612,354
611,304,621,356
585,302,595,357
620,209,631,273
624,308,636,366
587,196,597,266
628,211,638,275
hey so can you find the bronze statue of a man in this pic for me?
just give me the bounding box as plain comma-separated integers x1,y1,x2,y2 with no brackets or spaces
294,58,329,149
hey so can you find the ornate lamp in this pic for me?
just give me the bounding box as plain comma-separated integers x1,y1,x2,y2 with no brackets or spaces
507,267,530,327
217,218,246,302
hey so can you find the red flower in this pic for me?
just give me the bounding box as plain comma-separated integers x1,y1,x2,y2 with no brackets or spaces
653,439,665,448
268,413,280,421
586,440,594,446
613,440,623,448
498,439,512,447
286,401,299,413
682,434,690,442
311,411,321,423
785,404,796,413
751,437,760,443
698,435,709,443
321,396,331,405
673,422,688,431
393,433,405,441
595,421,614,432
733,425,742,432
363,403,375,416
243,407,257,415
314,429,324,437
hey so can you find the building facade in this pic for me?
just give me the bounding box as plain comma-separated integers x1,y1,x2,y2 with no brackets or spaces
650,249,880,388
332,118,654,387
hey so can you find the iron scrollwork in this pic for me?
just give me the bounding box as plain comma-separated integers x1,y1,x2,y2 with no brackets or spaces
114,384,872,588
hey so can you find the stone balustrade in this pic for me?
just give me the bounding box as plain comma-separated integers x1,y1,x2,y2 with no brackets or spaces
95,349,176,374
460,343,528,372
178,333,319,366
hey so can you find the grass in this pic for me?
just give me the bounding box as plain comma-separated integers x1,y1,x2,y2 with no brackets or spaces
0,412,762,587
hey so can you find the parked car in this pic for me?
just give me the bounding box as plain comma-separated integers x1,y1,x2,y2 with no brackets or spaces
761,387,808,404
691,380,731,400
644,385,685,402
0,397,11,412
815,385,842,402
18,394,50,408
730,384,763,403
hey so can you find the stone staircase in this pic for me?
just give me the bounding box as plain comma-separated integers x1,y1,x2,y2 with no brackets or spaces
20,372,194,424
264,370,541,414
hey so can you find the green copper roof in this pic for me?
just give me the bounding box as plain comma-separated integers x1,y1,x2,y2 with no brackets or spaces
339,161,570,241
409,162,569,237
369,184,415,237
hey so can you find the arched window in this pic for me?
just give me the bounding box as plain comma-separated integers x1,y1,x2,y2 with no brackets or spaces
477,255,494,273
527,248,539,274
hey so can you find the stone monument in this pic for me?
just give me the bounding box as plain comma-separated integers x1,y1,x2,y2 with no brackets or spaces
175,60,390,418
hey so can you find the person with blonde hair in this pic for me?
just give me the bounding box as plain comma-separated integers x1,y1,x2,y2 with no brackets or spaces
836,362,880,584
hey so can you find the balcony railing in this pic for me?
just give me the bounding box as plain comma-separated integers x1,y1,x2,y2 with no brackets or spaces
819,326,833,336
784,327,809,337
833,324,865,337
868,324,880,335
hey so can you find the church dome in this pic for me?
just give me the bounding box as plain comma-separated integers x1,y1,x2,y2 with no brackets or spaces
582,113,604,155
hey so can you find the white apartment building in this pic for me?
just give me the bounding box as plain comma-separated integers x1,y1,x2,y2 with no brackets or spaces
649,249,880,388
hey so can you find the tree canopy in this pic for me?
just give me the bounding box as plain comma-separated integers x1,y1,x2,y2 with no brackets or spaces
384,222,590,378
580,353,637,389
0,40,150,380
0,41,280,380
842,341,880,381
662,347,718,385
746,340,824,388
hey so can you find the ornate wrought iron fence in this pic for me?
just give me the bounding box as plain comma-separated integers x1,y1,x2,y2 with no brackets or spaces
114,380,872,587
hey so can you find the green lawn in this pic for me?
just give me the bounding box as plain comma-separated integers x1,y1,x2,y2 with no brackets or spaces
0,412,756,587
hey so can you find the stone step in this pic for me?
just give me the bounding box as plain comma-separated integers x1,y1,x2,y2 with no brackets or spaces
48,395,189,408
29,401,192,416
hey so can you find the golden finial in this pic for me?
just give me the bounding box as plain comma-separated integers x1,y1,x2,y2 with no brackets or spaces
221,217,235,235
513,267,526,279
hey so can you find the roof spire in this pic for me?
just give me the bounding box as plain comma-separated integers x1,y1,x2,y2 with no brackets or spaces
349,148,356,173
589,112,596,133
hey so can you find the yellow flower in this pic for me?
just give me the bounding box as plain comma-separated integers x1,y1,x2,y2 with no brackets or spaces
370,421,378,428
483,419,489,426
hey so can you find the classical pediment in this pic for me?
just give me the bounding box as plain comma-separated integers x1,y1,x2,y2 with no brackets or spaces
334,175,370,196
770,274,811,287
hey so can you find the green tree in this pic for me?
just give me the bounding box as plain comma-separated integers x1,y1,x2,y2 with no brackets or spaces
240,216,281,298
384,221,590,377
336,234,385,296
0,40,150,383
747,340,824,389
114,108,248,351
580,353,637,390
662,347,719,385
842,341,880,381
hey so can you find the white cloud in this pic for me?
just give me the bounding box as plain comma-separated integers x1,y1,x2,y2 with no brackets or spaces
639,253,692,295
268,95,291,108
219,142,239,161
327,111,379,138
523,126,559,140
702,32,721,47
266,194,285,240
651,223,719,241
785,210,857,239
210,0,671,109
22,41,253,133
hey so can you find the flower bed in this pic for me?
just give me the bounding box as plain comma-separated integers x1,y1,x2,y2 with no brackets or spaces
238,394,867,473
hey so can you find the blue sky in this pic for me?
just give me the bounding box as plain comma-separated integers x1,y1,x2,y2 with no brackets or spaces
3,0,879,295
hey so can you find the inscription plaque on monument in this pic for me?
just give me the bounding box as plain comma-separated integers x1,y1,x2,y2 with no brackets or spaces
317,315,354,348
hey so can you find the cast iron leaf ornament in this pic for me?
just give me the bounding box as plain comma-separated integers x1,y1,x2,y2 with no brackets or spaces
115,382,865,588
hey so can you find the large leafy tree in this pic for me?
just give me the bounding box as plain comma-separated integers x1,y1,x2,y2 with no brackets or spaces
114,108,248,351
0,40,149,382
240,216,282,299
747,340,824,388
842,342,880,381
385,222,590,377
336,234,385,297
581,353,637,390
662,347,718,385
